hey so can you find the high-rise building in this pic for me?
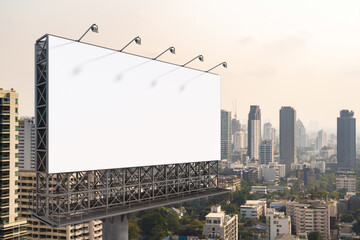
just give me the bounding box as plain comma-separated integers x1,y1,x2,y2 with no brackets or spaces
233,131,247,152
263,122,272,141
296,119,307,148
337,110,356,169
286,201,330,240
259,140,273,164
279,106,296,175
203,205,238,240
0,89,28,239
18,117,35,170
231,118,241,135
247,106,261,160
316,130,327,151
18,170,103,239
221,110,232,160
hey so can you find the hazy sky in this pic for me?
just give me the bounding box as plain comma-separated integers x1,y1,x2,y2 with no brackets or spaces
1,0,360,133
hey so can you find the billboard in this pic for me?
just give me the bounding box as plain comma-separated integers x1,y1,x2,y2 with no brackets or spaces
47,35,220,173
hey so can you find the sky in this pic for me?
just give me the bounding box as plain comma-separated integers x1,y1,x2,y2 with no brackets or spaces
1,0,360,134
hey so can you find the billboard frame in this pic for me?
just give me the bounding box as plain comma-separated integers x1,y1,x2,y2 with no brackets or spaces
34,34,226,226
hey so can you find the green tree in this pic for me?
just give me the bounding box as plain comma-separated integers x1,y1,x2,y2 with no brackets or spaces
308,231,322,240
338,188,348,199
341,213,355,223
129,218,140,240
139,208,168,240
167,211,180,234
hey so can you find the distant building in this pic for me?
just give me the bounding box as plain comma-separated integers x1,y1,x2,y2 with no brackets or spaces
0,89,28,239
239,131,248,149
261,163,286,182
336,171,356,192
233,131,247,152
303,167,316,186
241,200,266,219
232,118,241,135
316,130,327,151
18,117,35,170
203,205,238,240
221,110,232,160
267,210,291,240
260,140,274,164
242,167,260,182
337,110,356,169
251,186,268,195
248,106,261,160
319,147,335,159
280,107,297,175
263,122,272,141
296,119,307,148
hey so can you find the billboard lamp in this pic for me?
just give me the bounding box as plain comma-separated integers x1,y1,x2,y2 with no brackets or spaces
182,55,204,67
78,24,99,42
206,62,227,72
153,47,175,60
119,36,142,52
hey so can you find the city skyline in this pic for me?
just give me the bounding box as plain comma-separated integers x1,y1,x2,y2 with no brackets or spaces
1,1,360,133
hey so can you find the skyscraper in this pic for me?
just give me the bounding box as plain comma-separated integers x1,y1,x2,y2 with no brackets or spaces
263,122,272,141
296,119,307,148
221,110,232,160
316,130,328,151
247,106,261,160
259,140,273,164
337,110,356,169
280,106,296,175
18,117,35,170
0,89,28,238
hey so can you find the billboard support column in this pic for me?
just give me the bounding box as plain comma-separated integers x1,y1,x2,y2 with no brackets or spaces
102,214,128,240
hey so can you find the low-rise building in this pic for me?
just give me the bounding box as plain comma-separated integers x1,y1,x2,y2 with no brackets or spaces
251,186,267,195
268,186,289,193
203,205,238,240
241,200,267,219
336,171,356,192
267,209,291,240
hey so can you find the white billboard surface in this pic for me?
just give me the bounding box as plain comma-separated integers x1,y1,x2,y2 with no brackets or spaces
47,35,220,173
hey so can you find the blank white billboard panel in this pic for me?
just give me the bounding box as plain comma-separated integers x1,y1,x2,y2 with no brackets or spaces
47,35,220,173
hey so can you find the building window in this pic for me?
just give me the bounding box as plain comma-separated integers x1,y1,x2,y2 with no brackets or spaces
15,117,18,122
15,108,18,113
15,171,18,176
15,135,18,140
15,98,18,104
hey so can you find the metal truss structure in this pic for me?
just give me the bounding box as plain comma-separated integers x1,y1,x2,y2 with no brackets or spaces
34,34,226,227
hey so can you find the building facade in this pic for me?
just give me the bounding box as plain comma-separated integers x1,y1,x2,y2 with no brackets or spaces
248,106,261,160
260,140,273,164
0,89,28,239
203,205,238,240
286,201,330,240
221,110,232,160
336,171,356,192
279,106,297,175
337,110,356,169
267,210,291,240
296,119,307,148
18,117,35,170
316,130,327,151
